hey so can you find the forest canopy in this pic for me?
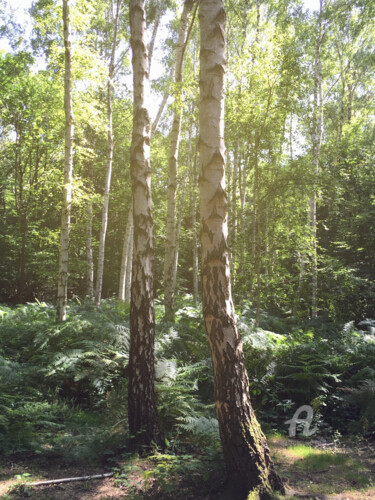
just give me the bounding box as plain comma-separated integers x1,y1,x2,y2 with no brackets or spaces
0,0,373,321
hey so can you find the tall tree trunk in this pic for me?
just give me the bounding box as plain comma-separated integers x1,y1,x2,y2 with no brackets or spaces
125,223,133,302
191,134,199,304
150,67,173,138
292,250,305,318
95,0,122,306
128,0,162,450
163,0,196,322
85,162,94,298
198,1,283,498
230,141,239,276
310,0,323,319
17,209,28,302
252,143,262,327
239,154,248,286
57,0,74,321
148,5,161,74
118,206,133,301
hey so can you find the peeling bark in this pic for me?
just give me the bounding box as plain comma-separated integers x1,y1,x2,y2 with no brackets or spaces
198,1,283,498
128,0,162,450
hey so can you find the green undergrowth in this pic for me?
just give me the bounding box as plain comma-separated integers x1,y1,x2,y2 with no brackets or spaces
1,297,374,466
113,444,225,499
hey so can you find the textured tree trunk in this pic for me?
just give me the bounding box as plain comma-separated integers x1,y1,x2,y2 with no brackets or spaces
128,0,162,450
310,0,323,319
95,0,122,306
57,0,74,321
198,1,283,498
163,0,195,322
118,206,133,301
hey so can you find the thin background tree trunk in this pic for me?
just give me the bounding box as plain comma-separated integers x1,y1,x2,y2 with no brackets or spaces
198,1,283,497
57,0,74,321
125,222,133,301
148,5,161,74
310,0,323,319
191,139,199,304
118,206,133,301
85,161,94,298
95,0,122,306
163,0,196,321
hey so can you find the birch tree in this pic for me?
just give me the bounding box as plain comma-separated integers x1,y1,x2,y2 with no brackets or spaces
118,206,133,301
95,0,123,306
310,0,324,318
128,0,162,449
57,0,74,321
198,0,284,497
163,0,196,321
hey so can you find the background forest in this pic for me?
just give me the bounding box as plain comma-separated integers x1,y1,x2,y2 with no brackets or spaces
0,0,374,497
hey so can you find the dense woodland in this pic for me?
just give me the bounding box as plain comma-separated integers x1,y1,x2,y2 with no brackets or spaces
0,0,374,498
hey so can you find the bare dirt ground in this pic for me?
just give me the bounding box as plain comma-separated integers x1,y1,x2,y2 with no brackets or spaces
1,437,374,499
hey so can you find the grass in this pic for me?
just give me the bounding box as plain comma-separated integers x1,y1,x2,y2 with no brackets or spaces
269,437,375,498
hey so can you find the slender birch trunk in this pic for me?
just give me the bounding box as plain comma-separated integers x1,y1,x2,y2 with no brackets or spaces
190,133,199,304
57,0,74,321
150,68,173,138
231,142,239,276
163,0,196,321
310,0,323,319
95,0,122,306
148,5,161,74
118,206,133,301
239,154,248,281
125,222,133,301
128,0,162,450
85,162,94,298
171,119,193,304
198,1,283,497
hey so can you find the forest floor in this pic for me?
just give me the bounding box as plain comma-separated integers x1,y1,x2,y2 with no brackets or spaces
0,436,374,499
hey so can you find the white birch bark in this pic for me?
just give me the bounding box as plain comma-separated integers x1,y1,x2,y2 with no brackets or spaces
118,206,133,301
163,0,196,321
95,0,122,306
85,162,94,298
148,5,161,74
310,0,323,319
199,1,283,496
128,0,161,449
57,0,74,321
125,222,133,301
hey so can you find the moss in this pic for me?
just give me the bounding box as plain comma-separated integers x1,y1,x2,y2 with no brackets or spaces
247,487,261,499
